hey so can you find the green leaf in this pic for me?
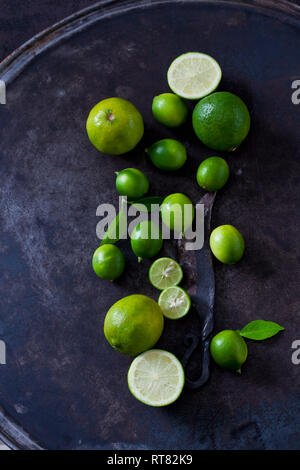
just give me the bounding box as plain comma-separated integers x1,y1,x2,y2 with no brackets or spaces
239,320,285,341
100,205,127,245
129,196,163,213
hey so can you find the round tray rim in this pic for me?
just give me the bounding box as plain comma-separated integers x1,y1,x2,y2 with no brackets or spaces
0,0,300,85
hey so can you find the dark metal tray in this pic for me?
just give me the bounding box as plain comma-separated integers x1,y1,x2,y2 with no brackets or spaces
0,0,299,450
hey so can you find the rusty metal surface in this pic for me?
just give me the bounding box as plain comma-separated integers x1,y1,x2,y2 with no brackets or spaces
0,0,299,450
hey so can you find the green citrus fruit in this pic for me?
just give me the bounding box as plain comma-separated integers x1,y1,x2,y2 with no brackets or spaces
149,257,183,290
92,244,125,280
146,139,187,171
210,225,245,264
152,93,188,127
115,168,149,200
196,156,230,191
104,295,164,356
192,92,251,151
158,286,191,320
128,349,185,406
86,97,144,155
210,330,248,372
130,221,163,261
167,52,222,100
161,193,195,234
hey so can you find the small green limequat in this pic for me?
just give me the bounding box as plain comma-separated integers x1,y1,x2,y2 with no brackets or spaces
210,225,245,264
146,139,187,171
196,156,230,191
152,93,188,127
92,244,125,280
149,257,183,290
158,286,191,320
130,220,163,261
210,330,248,372
115,168,149,200
161,193,195,234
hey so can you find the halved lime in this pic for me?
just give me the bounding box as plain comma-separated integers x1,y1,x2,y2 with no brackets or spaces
128,349,185,406
158,286,191,319
149,257,183,290
167,52,222,100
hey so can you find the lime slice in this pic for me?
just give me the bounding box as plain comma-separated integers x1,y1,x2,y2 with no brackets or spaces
158,286,191,319
149,257,183,290
128,349,185,406
167,52,222,100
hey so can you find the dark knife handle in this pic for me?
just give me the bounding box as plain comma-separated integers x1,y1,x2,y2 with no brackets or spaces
178,192,216,389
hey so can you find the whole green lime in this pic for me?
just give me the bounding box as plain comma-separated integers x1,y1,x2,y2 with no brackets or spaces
130,221,163,261
210,225,245,264
192,92,250,151
86,97,144,155
115,168,149,200
146,139,187,171
104,294,164,356
196,156,230,191
152,93,188,127
210,330,248,372
161,193,194,234
92,244,125,280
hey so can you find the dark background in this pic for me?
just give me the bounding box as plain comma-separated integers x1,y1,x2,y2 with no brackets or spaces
0,0,300,61
0,1,99,62
0,0,300,450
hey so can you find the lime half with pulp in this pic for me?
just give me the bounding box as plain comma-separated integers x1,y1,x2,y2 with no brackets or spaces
128,349,185,406
158,286,191,319
149,257,183,290
167,52,222,100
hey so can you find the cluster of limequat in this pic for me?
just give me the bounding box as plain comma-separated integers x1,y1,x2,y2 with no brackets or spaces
86,53,251,407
